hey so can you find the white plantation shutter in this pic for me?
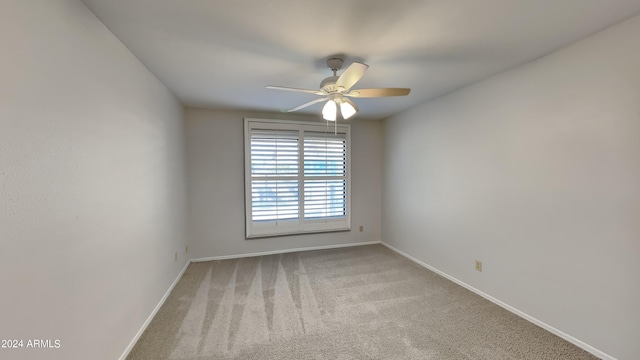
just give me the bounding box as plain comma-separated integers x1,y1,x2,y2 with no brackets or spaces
245,119,350,238
250,130,299,221
303,133,346,219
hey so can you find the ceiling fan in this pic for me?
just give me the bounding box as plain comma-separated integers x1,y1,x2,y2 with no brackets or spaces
266,57,410,121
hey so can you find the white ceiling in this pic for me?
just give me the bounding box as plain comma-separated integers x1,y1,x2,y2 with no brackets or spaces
81,0,640,120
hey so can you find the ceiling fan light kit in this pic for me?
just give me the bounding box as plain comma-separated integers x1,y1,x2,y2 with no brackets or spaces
266,57,410,122
322,99,337,121
340,98,357,119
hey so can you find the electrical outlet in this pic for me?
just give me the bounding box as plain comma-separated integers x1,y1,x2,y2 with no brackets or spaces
475,260,483,272
359,225,364,232
175,252,178,263
185,245,189,254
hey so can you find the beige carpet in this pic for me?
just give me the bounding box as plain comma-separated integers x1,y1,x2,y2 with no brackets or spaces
127,245,598,359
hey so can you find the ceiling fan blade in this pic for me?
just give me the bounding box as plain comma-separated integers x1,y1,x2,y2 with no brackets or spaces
336,62,369,91
266,85,325,95
288,97,328,112
345,88,411,98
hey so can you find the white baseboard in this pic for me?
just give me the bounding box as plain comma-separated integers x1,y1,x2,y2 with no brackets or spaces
380,242,616,360
191,241,381,262
119,260,191,360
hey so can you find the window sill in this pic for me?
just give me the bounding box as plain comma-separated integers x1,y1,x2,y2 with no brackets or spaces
246,226,351,239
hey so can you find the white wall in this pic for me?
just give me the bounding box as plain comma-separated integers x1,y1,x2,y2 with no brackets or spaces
382,15,640,360
0,1,187,359
186,108,382,258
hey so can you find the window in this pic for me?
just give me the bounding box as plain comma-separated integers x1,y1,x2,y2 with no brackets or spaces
244,118,351,238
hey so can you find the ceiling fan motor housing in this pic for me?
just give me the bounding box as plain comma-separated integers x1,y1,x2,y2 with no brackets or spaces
320,76,340,93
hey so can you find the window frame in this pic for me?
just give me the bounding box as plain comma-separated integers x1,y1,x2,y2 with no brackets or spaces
244,118,351,238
